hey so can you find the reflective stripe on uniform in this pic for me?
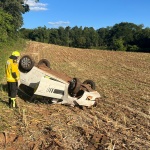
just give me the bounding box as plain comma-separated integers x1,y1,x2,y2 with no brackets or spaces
10,98,16,108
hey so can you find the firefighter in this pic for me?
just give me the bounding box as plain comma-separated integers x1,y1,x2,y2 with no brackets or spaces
5,51,20,108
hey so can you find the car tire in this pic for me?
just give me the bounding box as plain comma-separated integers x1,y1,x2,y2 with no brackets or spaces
19,55,35,72
83,80,96,90
37,59,50,68
68,78,81,96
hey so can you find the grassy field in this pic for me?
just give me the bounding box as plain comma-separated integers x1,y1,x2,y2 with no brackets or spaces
0,41,150,150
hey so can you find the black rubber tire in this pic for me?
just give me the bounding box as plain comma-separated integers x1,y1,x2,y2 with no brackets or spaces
83,80,96,90
37,59,50,68
19,55,35,72
68,78,81,96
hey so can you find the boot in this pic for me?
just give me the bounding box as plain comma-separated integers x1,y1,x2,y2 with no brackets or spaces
9,100,13,108
10,98,16,108
12,99,16,108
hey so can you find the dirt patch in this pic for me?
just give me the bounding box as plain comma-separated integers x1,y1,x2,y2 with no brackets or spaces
0,41,150,149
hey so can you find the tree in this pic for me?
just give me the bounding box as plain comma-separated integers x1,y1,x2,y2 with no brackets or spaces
82,27,97,48
97,28,109,47
58,27,69,46
19,28,32,39
71,26,83,48
109,22,143,46
0,0,27,30
112,38,126,51
65,26,72,46
0,0,39,31
134,27,150,52
88,27,99,48
0,9,14,42
49,29,60,45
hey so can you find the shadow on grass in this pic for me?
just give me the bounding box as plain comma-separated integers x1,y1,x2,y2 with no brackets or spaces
17,88,31,102
0,83,9,106
0,83,33,106
0,83,36,104
17,87,53,105
0,83,8,92
0,98,9,106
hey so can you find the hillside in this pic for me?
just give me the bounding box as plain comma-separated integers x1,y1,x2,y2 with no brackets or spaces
0,41,150,150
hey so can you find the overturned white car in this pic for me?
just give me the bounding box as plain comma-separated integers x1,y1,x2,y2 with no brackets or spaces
18,55,100,107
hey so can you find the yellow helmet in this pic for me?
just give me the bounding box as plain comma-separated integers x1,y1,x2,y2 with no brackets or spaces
12,51,20,57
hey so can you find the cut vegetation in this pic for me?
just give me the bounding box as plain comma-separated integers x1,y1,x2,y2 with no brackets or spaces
0,41,150,150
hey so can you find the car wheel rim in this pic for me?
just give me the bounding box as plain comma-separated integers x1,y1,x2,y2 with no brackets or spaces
21,57,32,68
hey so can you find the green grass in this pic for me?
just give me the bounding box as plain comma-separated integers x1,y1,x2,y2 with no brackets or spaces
0,38,26,81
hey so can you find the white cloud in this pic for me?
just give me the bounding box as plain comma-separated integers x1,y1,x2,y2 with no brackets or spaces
24,0,48,11
30,7,47,11
48,21,70,27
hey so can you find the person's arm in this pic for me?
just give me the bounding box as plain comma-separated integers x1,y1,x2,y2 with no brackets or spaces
11,62,19,81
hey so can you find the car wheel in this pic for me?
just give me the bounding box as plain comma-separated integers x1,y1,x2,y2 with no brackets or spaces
83,80,96,90
19,55,35,72
68,78,81,96
37,59,50,68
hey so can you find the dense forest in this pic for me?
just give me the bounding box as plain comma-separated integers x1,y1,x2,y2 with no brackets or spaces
0,0,150,52
20,23,150,52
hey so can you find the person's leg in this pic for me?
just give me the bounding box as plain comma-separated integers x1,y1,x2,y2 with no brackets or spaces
7,82,11,106
16,82,18,96
9,82,18,108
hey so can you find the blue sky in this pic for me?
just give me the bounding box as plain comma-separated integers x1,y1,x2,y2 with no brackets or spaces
22,0,150,29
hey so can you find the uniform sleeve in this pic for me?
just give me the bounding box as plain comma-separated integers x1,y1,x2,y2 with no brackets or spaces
5,61,11,76
11,62,20,80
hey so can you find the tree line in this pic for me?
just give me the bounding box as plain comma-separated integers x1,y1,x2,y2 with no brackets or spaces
20,23,150,52
0,0,150,52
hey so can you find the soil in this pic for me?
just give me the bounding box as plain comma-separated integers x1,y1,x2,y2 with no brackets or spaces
0,41,150,150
